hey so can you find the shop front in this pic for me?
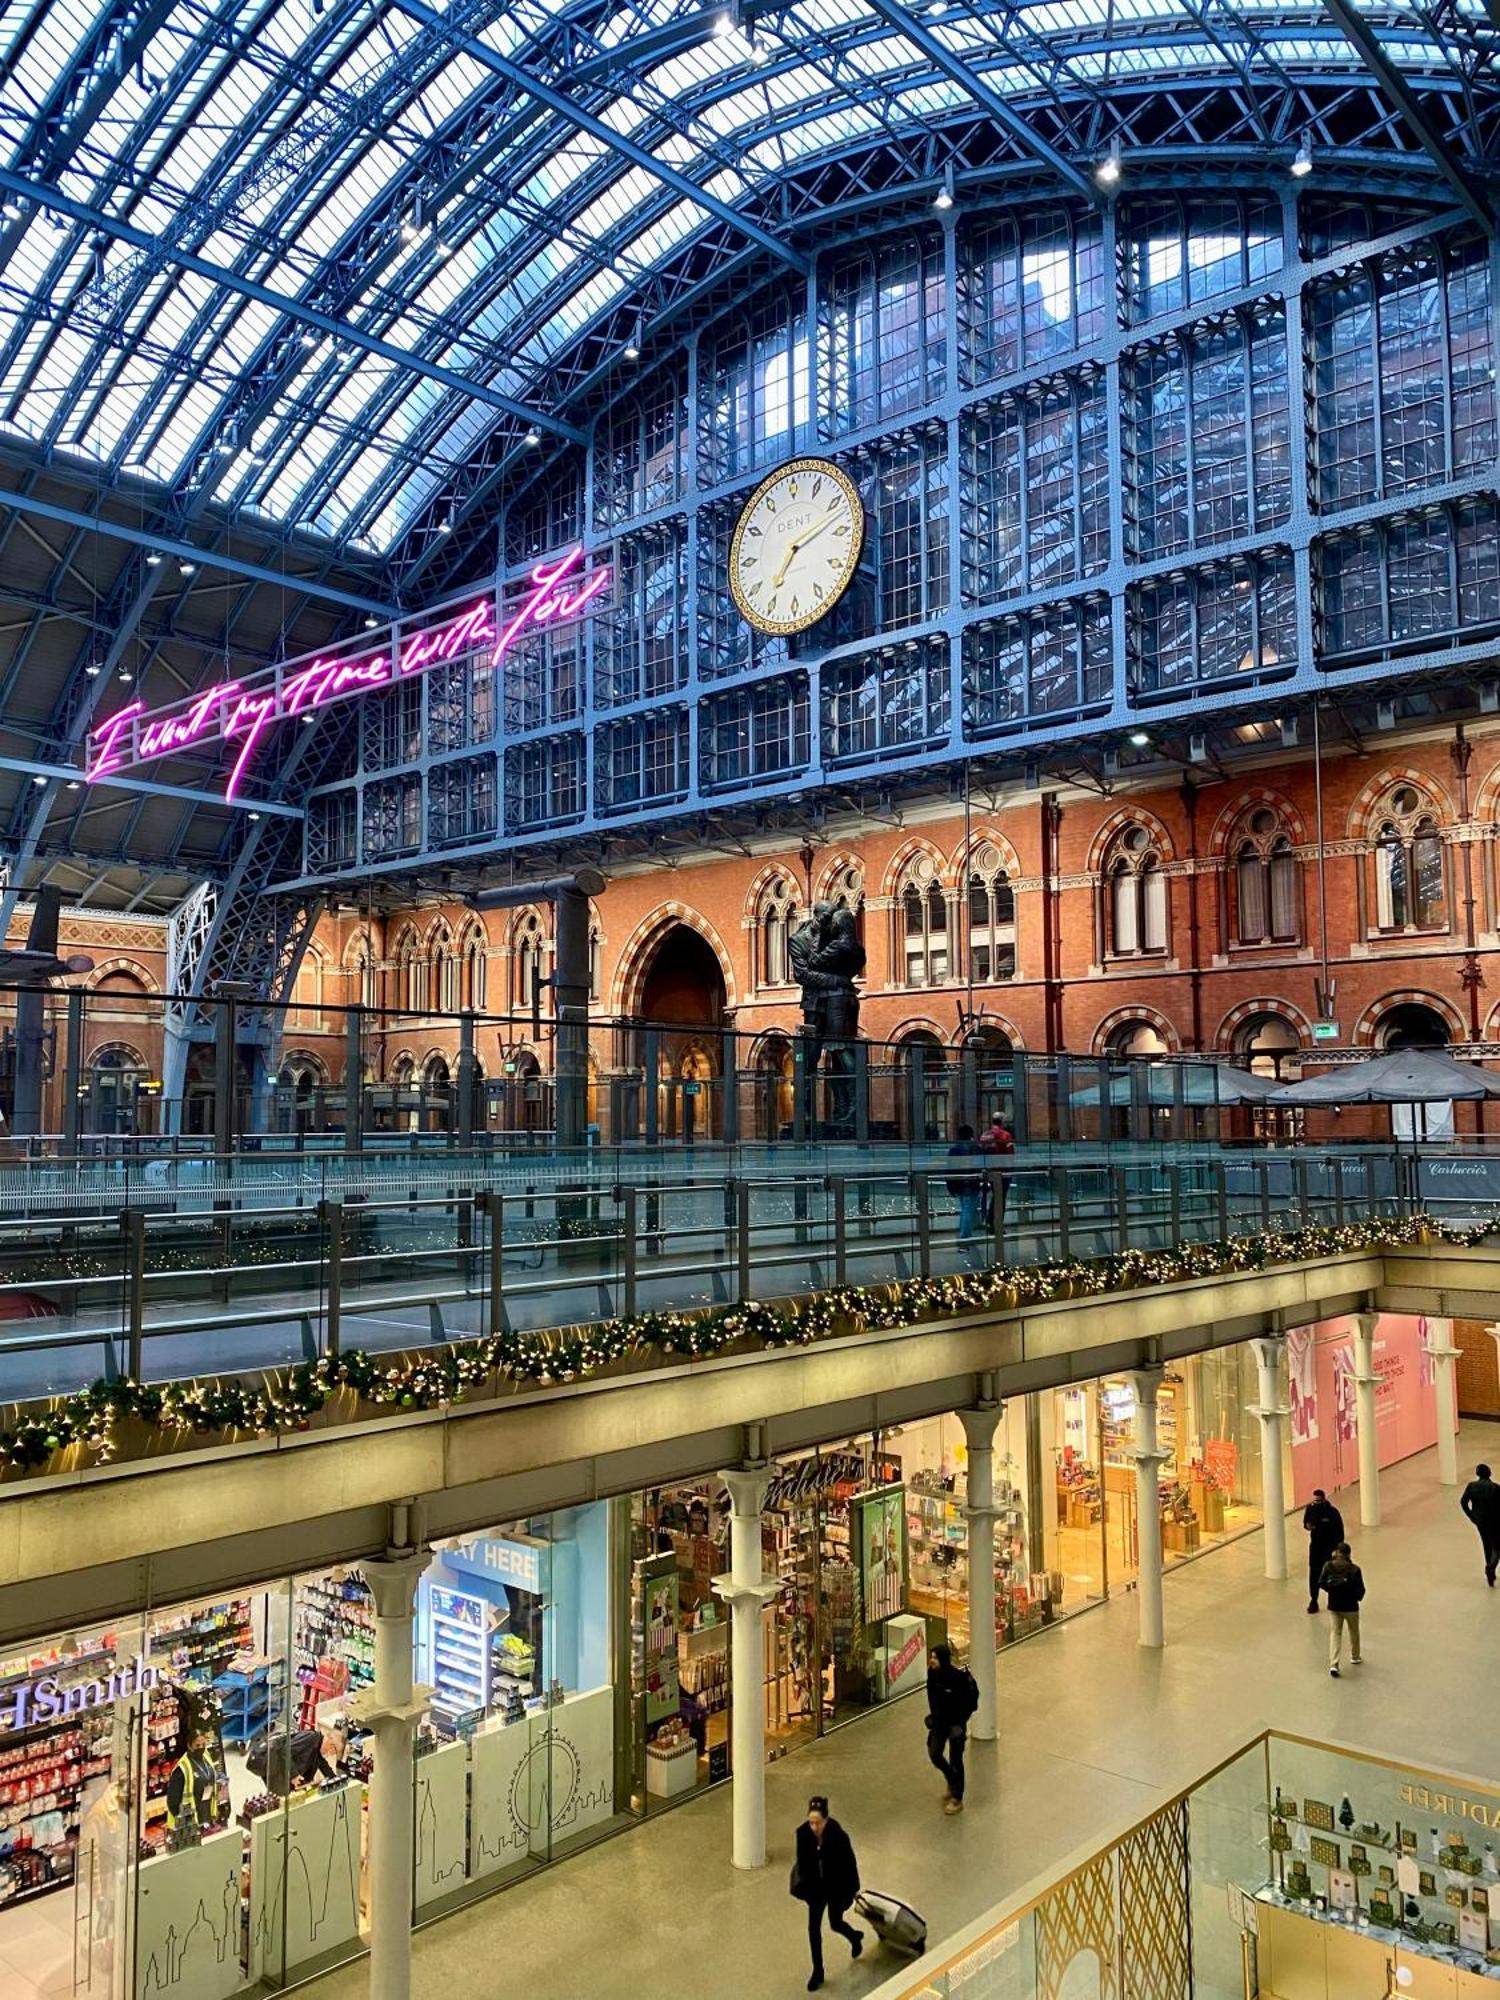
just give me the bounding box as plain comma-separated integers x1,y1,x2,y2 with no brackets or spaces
0,1502,626,2000
1044,1347,1268,1595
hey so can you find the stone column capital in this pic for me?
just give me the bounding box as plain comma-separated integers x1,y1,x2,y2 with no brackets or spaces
1127,1365,1166,1403
710,1577,782,1609
1248,1402,1291,1422
718,1466,771,1517
958,1402,1002,1450
363,1548,429,1620
351,1687,433,1732
1424,1344,1463,1362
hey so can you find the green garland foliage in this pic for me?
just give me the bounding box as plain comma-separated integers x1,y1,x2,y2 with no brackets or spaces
0,1211,1476,1473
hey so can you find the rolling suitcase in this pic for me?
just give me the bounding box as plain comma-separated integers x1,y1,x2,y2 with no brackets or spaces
854,1888,927,1956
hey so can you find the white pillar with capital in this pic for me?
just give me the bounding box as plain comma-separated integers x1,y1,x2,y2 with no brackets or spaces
1423,1318,1461,1487
1351,1311,1382,1528
353,1547,431,2000
1128,1367,1170,1648
1249,1335,1291,1580
712,1466,779,1870
958,1399,1002,1741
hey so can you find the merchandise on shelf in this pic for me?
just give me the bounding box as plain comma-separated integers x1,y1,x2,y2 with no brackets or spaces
0,1696,112,1907
149,1600,253,1689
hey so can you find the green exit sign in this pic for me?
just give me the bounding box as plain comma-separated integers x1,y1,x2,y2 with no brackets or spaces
1312,1021,1340,1041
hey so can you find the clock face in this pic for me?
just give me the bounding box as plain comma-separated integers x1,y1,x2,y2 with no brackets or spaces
728,457,864,636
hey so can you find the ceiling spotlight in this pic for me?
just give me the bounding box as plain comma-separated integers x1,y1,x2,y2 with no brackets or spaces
248,811,261,822
117,669,134,684
364,615,380,628
145,551,162,566
400,217,420,243
31,774,46,786
1291,137,1313,178
433,232,452,258
1095,137,1122,188
623,321,642,361
436,517,453,535
1,200,22,222
65,780,80,791
300,330,317,349
746,35,767,62
934,165,955,212
714,9,735,33
179,560,196,575
85,662,102,677
1128,728,1150,747
523,427,541,447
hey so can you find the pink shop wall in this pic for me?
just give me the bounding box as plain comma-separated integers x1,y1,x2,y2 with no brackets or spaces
1287,1314,1456,1507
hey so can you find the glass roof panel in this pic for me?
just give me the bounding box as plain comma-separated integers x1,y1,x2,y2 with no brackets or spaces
0,0,1460,553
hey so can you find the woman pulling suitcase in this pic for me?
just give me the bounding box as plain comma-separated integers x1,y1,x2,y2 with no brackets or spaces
790,1795,864,1991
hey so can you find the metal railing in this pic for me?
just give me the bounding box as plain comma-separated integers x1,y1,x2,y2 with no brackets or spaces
0,1144,1429,1405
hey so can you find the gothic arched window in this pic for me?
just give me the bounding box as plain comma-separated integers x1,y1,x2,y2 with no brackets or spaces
897,856,949,987
1372,785,1447,932
1231,807,1300,945
460,924,488,1011
395,928,427,1012
966,842,1016,982
1103,825,1167,957
512,909,546,1012
757,877,801,988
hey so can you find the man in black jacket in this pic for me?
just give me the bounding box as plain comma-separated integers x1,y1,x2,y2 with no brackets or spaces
1303,1489,1344,1613
926,1644,980,1814
1460,1463,1500,1586
1318,1541,1366,1676
791,1796,862,1992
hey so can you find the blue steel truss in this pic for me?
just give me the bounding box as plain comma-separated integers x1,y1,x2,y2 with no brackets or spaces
0,0,1497,942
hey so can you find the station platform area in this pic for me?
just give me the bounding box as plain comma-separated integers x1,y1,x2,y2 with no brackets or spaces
291,1424,1499,2000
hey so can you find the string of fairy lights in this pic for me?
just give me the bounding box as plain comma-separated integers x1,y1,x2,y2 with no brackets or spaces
0,1211,1479,1472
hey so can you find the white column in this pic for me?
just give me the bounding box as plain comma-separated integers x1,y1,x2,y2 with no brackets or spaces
958,1401,1002,1742
1351,1311,1382,1528
1424,1319,1462,1487
354,1550,431,2000
1128,1367,1171,1649
1249,1335,1291,1581
712,1467,779,1871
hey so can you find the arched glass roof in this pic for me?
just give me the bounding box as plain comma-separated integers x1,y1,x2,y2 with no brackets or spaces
0,0,1491,563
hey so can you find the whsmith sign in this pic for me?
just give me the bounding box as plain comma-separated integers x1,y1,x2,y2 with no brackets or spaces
0,1654,160,1732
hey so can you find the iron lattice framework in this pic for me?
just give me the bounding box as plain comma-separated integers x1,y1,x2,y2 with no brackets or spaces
0,0,1494,970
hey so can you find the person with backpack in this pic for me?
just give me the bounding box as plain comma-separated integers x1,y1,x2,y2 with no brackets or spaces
1460,1463,1500,1586
946,1122,984,1241
977,1112,1015,1228
1318,1540,1366,1677
925,1643,979,1813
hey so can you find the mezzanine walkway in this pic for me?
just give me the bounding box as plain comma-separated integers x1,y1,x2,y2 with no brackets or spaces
304,1425,1500,2000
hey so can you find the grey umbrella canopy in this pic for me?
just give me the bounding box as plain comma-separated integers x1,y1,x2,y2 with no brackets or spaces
1267,1048,1500,1106
1213,1066,1282,1105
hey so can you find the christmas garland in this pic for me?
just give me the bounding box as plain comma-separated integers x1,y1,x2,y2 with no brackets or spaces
0,1210,1485,1473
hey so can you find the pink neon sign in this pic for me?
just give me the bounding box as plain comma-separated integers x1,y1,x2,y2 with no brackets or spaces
85,545,612,802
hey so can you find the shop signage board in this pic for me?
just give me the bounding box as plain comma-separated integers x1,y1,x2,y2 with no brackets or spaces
444,1534,545,1595
852,1486,906,1628
640,1556,681,1727
84,543,613,804
0,1652,159,1732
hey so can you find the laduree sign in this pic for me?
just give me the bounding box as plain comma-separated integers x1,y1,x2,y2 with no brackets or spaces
1,1653,160,1732
85,544,612,803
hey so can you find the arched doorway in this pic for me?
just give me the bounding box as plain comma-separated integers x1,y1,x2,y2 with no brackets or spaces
422,1052,452,1132
1235,1013,1300,1078
1375,1002,1450,1050
964,1026,1016,1133
86,1044,150,1136
630,923,728,1140
754,1032,796,1140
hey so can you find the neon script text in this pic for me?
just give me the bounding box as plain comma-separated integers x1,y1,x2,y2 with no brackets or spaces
85,546,611,801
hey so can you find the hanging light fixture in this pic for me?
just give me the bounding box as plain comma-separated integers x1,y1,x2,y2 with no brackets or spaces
1095,137,1122,188
1291,137,1313,178
934,164,955,212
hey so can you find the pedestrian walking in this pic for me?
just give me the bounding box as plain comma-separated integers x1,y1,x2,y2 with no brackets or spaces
1460,1462,1500,1587
1318,1540,1366,1676
977,1111,1015,1228
946,1123,984,1241
925,1644,980,1813
790,1796,863,1992
1302,1488,1344,1613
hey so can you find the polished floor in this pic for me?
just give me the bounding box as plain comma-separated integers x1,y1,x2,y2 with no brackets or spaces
300,1422,1500,2000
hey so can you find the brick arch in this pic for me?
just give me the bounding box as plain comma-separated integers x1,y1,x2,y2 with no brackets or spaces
1085,806,1177,873
278,1047,330,1082
86,1038,149,1070
1090,1003,1181,1055
86,956,161,995
610,905,740,1017
1214,997,1314,1051
742,861,801,929
887,1013,947,1044
502,904,550,955
423,914,455,950
1472,763,1500,826
957,1009,1025,1051
880,838,950,899
1206,787,1309,857
814,850,866,903
952,827,1024,882
1346,767,1454,840
1352,989,1466,1047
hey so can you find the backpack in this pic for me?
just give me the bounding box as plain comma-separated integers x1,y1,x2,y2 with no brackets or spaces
955,1668,980,1721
